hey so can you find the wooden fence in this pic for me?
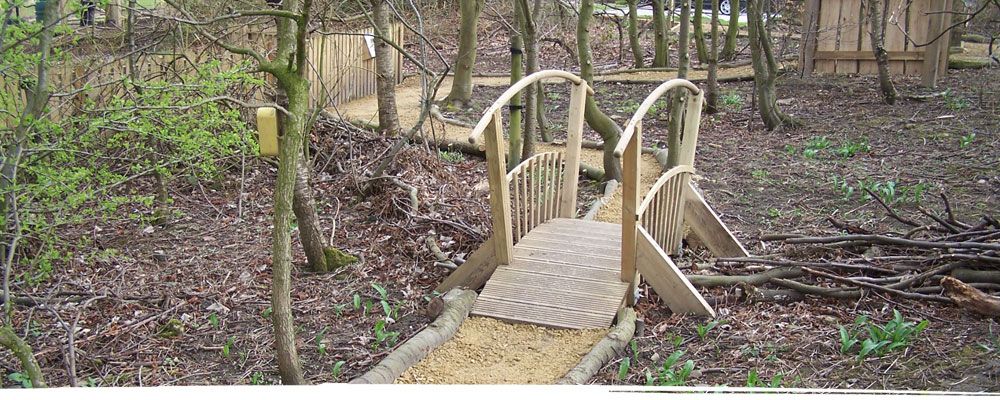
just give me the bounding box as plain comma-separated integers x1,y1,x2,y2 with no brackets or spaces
2,23,405,126
800,0,953,84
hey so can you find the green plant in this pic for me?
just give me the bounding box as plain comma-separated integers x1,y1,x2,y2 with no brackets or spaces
695,320,725,340
751,169,770,183
352,293,362,310
721,91,743,109
332,360,347,380
315,327,329,356
207,313,220,329
221,336,235,358
7,371,33,388
803,136,832,158
959,133,976,148
766,208,781,219
831,175,855,201
438,150,465,163
784,145,797,155
372,283,398,320
249,371,266,385
943,90,969,110
373,319,400,350
837,311,929,361
617,98,641,114
834,139,871,158
746,369,783,388
617,357,631,381
645,350,694,386
261,306,272,319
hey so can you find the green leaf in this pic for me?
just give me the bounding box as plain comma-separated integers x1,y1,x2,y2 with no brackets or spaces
618,357,631,381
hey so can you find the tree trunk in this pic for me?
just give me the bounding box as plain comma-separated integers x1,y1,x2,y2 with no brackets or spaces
747,0,799,130
652,0,668,67
866,0,897,105
694,2,709,65
442,0,483,108
535,84,551,142
508,4,524,168
706,0,720,113
666,0,691,168
267,0,311,384
371,0,401,133
292,156,336,272
720,0,740,60
578,0,623,182
627,0,645,68
519,0,539,162
106,0,121,26
0,325,45,388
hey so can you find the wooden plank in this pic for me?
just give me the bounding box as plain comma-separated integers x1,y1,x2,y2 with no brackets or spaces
502,260,621,282
435,237,498,293
837,0,863,74
905,0,929,74
800,0,822,76
558,82,586,218
525,229,622,245
635,227,715,316
937,0,952,79
484,111,514,265
683,182,750,257
813,50,924,60
857,1,878,74
490,268,628,294
517,236,621,253
513,247,620,268
471,297,617,329
885,0,908,74
815,0,841,73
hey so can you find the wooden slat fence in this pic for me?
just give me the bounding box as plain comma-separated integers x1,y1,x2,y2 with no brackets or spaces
801,0,952,82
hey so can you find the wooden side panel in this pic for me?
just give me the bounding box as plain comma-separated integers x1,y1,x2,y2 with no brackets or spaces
636,227,715,316
683,182,750,258
436,237,498,293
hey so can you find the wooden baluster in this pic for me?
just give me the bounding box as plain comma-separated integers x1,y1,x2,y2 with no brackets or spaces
553,153,563,219
521,167,529,235
512,170,522,241
657,184,670,250
670,172,691,254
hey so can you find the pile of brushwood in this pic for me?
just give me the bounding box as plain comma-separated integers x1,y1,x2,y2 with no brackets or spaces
691,190,1000,316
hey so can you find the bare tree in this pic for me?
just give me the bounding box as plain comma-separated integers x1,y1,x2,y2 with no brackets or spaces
720,0,740,60
579,0,623,181
627,0,645,68
370,0,402,132
865,0,898,104
442,0,484,108
747,0,800,130
666,0,692,168
707,0,721,113
652,0,670,67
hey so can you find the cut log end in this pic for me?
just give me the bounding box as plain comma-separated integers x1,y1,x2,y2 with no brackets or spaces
942,276,1000,317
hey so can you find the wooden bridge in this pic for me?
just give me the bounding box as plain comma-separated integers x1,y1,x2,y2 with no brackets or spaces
437,71,749,329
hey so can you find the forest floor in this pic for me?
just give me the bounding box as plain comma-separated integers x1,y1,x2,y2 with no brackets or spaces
3,4,998,389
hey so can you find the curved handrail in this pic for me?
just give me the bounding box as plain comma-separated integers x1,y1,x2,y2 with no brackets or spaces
635,165,695,217
467,70,594,145
613,79,701,158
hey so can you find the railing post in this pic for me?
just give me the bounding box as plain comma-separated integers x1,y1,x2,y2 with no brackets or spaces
678,91,704,167
558,82,587,218
484,110,514,265
621,120,641,305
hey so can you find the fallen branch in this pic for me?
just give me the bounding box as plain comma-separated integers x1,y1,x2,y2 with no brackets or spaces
425,236,458,270
941,276,1000,317
349,289,477,384
557,308,636,385
776,234,1000,252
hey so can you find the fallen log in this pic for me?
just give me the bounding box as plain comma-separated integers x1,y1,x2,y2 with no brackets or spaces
557,308,637,385
942,276,1000,317
349,289,477,384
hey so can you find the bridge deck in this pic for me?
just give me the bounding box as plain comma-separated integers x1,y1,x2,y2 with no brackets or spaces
471,218,629,329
